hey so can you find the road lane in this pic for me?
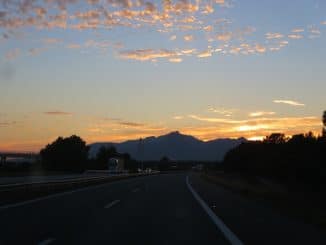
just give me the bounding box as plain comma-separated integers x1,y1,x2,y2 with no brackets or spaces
0,173,229,245
190,173,326,245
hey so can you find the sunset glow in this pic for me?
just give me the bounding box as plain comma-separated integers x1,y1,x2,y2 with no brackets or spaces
0,0,325,152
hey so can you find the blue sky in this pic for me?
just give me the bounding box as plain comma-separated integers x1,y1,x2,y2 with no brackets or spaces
0,0,325,151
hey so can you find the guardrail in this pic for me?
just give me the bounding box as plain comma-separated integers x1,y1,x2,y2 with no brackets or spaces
0,172,159,206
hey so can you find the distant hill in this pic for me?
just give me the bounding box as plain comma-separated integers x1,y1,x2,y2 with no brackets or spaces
88,131,246,161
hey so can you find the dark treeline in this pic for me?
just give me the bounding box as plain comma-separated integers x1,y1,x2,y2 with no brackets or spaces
223,111,326,189
87,145,139,172
40,135,138,172
40,135,89,172
223,125,326,189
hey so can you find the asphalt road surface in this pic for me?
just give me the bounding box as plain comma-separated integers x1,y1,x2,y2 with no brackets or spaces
1,173,326,245
0,173,229,245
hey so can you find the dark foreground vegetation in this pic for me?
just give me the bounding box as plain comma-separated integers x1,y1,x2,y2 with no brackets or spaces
200,111,326,228
212,111,326,189
1,136,197,175
223,132,326,189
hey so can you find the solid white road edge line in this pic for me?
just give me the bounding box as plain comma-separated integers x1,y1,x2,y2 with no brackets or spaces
186,175,243,245
104,199,121,209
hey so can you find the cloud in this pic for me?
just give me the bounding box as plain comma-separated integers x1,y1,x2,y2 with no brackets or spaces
255,44,266,53
273,100,305,107
43,111,73,115
169,35,177,41
86,118,168,141
322,21,326,25
197,50,212,58
188,114,244,124
0,0,322,63
292,28,304,33
288,34,303,39
249,111,276,117
308,28,321,38
118,121,146,127
208,107,234,116
180,116,321,141
181,49,196,54
184,34,194,41
265,32,283,39
119,49,180,61
216,32,232,42
169,57,183,63
173,116,184,120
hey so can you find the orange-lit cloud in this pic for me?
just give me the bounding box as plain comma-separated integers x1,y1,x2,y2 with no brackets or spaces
0,0,323,63
273,100,305,106
249,111,276,117
197,50,212,58
169,57,183,63
119,49,180,61
266,32,284,39
184,34,194,41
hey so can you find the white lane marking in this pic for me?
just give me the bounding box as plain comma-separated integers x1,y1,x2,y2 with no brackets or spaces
104,199,120,209
186,176,243,245
132,188,140,193
38,238,55,245
0,175,154,211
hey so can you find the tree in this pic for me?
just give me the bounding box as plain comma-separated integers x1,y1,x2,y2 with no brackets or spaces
40,135,89,172
95,146,117,169
263,133,287,144
158,156,170,171
160,156,170,162
323,111,326,137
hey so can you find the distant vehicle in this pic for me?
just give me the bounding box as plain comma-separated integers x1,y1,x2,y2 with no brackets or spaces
108,158,126,174
145,168,152,174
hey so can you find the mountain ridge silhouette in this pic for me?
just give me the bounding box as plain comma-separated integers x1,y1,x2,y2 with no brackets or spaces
89,131,246,161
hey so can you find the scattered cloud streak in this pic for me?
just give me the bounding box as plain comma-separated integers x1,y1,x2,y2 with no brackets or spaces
249,111,276,117
43,111,73,116
273,100,305,107
0,0,324,62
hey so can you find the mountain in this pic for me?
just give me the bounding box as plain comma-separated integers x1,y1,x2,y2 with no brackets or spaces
88,131,246,161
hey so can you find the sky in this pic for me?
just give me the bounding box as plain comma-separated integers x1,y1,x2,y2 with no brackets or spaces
0,0,325,152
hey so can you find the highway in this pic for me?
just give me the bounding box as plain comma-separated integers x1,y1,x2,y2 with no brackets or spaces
0,173,326,244
0,173,229,245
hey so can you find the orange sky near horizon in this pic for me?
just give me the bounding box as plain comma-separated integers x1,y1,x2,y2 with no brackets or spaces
0,0,325,153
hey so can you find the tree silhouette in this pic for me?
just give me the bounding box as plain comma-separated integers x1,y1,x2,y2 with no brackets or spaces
223,130,326,188
40,135,89,172
263,133,287,144
158,156,170,171
95,146,117,169
323,111,326,137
